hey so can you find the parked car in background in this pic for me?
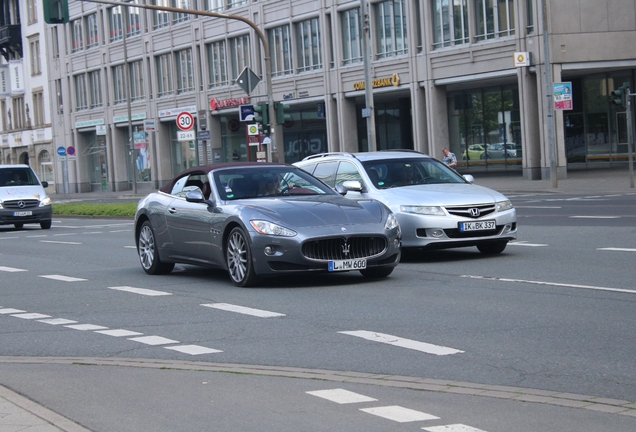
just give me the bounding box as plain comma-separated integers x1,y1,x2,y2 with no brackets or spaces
483,143,517,159
462,144,485,160
295,151,517,255
134,163,401,287
0,164,52,230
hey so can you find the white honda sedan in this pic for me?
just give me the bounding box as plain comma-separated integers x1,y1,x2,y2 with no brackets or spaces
295,151,517,255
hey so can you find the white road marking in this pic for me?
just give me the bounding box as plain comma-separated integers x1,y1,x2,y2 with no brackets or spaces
26,235,48,238
598,247,636,252
0,266,27,272
201,303,285,318
124,246,137,249
423,425,488,432
39,318,78,325
65,324,109,331
95,329,143,337
128,335,179,345
509,241,548,247
0,308,26,314
39,275,87,282
569,215,620,219
110,230,130,233
109,286,172,296
164,345,223,355
461,275,636,295
0,237,19,240
40,240,82,245
306,389,378,404
12,313,51,320
53,233,77,236
339,331,464,356
82,232,103,235
359,405,440,423
514,206,561,209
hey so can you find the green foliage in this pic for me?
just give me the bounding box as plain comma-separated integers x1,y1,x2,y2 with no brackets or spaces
52,202,137,217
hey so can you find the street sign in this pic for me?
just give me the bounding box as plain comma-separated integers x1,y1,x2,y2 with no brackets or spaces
56,146,66,156
247,124,259,136
236,67,260,94
240,104,255,122
144,118,156,132
177,130,196,141
66,146,76,156
198,130,210,140
96,124,107,135
176,111,194,131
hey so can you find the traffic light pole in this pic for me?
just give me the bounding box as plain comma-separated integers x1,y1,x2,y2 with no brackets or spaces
627,88,634,189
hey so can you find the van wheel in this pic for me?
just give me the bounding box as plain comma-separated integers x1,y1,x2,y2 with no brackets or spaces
14,223,23,229
40,221,52,229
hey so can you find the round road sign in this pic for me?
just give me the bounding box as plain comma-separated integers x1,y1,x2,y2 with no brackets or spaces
176,111,194,131
56,146,66,156
67,146,76,156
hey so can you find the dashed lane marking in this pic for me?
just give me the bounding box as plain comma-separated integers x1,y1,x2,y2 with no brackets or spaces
201,303,285,318
423,425,488,432
109,286,172,296
39,318,78,325
339,331,464,356
40,240,82,245
0,308,26,314
509,241,548,247
306,388,378,404
128,335,179,345
461,275,636,295
569,215,620,219
359,405,440,423
95,329,143,337
26,235,48,238
12,313,51,320
39,275,87,282
65,324,109,331
598,247,636,252
0,266,27,272
164,345,223,355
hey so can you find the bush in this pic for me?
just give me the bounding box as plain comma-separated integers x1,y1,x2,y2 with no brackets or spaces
52,202,137,217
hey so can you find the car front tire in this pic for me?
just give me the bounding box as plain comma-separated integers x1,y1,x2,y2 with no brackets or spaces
226,227,259,287
138,221,174,275
14,223,23,229
360,266,394,278
477,241,508,255
40,221,51,229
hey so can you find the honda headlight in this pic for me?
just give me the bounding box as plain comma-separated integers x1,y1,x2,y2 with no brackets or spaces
385,213,399,230
496,200,513,212
400,205,446,216
250,220,297,237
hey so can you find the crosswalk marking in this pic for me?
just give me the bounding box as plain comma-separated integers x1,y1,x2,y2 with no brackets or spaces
164,345,222,355
65,324,108,331
39,318,78,325
339,331,464,356
0,266,27,272
109,286,172,296
306,389,378,404
39,275,87,282
12,313,51,320
0,308,26,314
359,405,439,423
423,425,487,432
128,335,179,345
95,329,143,337
201,303,285,318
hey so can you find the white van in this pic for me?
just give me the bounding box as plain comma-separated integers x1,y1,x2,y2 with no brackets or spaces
0,164,52,229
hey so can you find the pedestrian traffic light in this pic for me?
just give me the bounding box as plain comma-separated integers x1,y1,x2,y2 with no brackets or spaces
253,102,269,126
610,83,628,108
43,0,69,24
274,101,291,124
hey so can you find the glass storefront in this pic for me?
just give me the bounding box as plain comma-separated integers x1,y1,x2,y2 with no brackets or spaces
87,134,107,190
169,123,199,176
448,85,521,169
283,106,327,163
356,98,413,152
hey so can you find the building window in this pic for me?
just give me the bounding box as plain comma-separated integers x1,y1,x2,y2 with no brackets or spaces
207,41,228,88
172,0,190,24
177,49,194,93
110,6,123,41
32,91,45,127
113,65,126,104
474,0,515,41
153,0,170,29
72,19,84,52
269,25,292,76
27,0,37,24
89,70,102,108
296,18,321,73
39,150,54,183
229,34,250,79
156,53,173,96
12,96,25,129
52,26,60,59
341,8,362,65
29,37,41,76
375,0,408,58
127,1,141,37
205,0,223,11
432,0,469,49
55,79,63,115
129,60,145,100
86,13,99,48
1,100,6,131
227,0,248,8
526,0,534,33
75,74,88,111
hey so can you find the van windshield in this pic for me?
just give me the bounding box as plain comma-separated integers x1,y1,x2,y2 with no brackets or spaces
0,168,40,187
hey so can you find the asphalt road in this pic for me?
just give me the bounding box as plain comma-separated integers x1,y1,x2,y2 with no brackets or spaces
1,191,635,431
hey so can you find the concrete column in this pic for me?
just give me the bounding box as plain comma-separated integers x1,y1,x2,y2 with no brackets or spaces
412,83,428,154
519,69,542,179
426,82,449,160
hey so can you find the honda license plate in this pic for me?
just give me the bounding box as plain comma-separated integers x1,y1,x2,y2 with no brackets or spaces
328,259,367,272
13,211,32,217
459,220,496,231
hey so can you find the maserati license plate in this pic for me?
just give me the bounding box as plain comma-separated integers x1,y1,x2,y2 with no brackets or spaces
328,259,367,271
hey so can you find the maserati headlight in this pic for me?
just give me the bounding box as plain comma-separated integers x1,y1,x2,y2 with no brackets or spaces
250,220,297,237
400,205,446,216
496,200,513,212
40,196,51,206
385,213,399,230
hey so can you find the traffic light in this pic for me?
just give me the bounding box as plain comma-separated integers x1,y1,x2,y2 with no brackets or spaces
43,0,69,24
253,102,269,126
610,82,629,108
274,101,291,124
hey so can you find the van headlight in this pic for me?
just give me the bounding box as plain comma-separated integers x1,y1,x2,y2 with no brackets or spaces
40,197,51,207
400,205,445,216
496,200,513,212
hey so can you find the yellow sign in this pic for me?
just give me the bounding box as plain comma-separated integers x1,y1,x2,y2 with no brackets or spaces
353,73,400,90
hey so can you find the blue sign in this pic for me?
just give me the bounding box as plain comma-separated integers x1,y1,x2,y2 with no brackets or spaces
56,146,66,156
198,130,210,140
239,104,254,122
67,146,76,156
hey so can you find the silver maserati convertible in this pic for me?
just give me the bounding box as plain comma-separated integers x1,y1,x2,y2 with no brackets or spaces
134,163,401,287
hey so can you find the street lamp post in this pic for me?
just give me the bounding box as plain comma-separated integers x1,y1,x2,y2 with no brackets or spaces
542,0,557,188
360,0,377,153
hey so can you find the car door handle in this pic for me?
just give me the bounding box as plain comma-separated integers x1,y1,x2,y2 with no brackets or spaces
168,207,177,214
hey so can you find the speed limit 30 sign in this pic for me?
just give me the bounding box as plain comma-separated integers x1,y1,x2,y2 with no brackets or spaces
176,111,194,131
